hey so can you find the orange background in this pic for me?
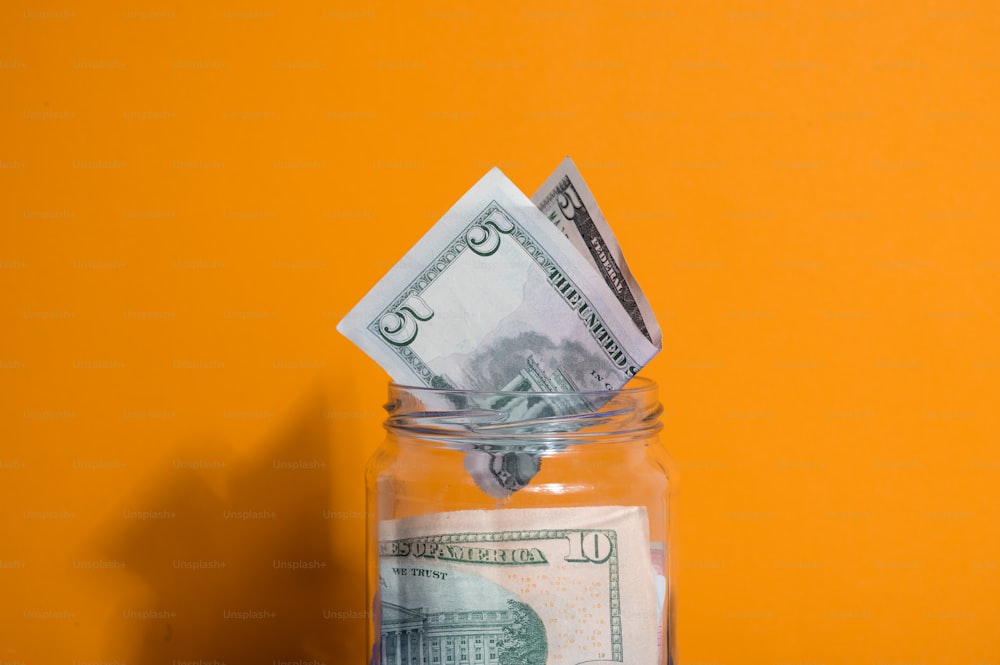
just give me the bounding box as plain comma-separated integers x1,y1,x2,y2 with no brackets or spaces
2,1,999,663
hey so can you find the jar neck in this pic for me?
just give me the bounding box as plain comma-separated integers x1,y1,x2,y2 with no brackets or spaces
383,377,662,445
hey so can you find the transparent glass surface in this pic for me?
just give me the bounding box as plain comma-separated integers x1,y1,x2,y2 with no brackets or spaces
365,377,675,665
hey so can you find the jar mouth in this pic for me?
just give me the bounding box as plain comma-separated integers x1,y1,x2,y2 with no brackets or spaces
383,376,662,444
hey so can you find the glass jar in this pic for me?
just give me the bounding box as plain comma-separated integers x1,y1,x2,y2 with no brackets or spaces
365,377,675,665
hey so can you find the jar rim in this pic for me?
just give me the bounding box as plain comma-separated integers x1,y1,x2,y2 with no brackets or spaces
383,376,661,444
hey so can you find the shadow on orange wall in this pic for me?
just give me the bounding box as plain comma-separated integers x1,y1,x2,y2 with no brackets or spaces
81,386,367,664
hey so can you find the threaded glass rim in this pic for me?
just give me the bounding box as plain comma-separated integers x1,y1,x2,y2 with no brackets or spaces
383,376,661,445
